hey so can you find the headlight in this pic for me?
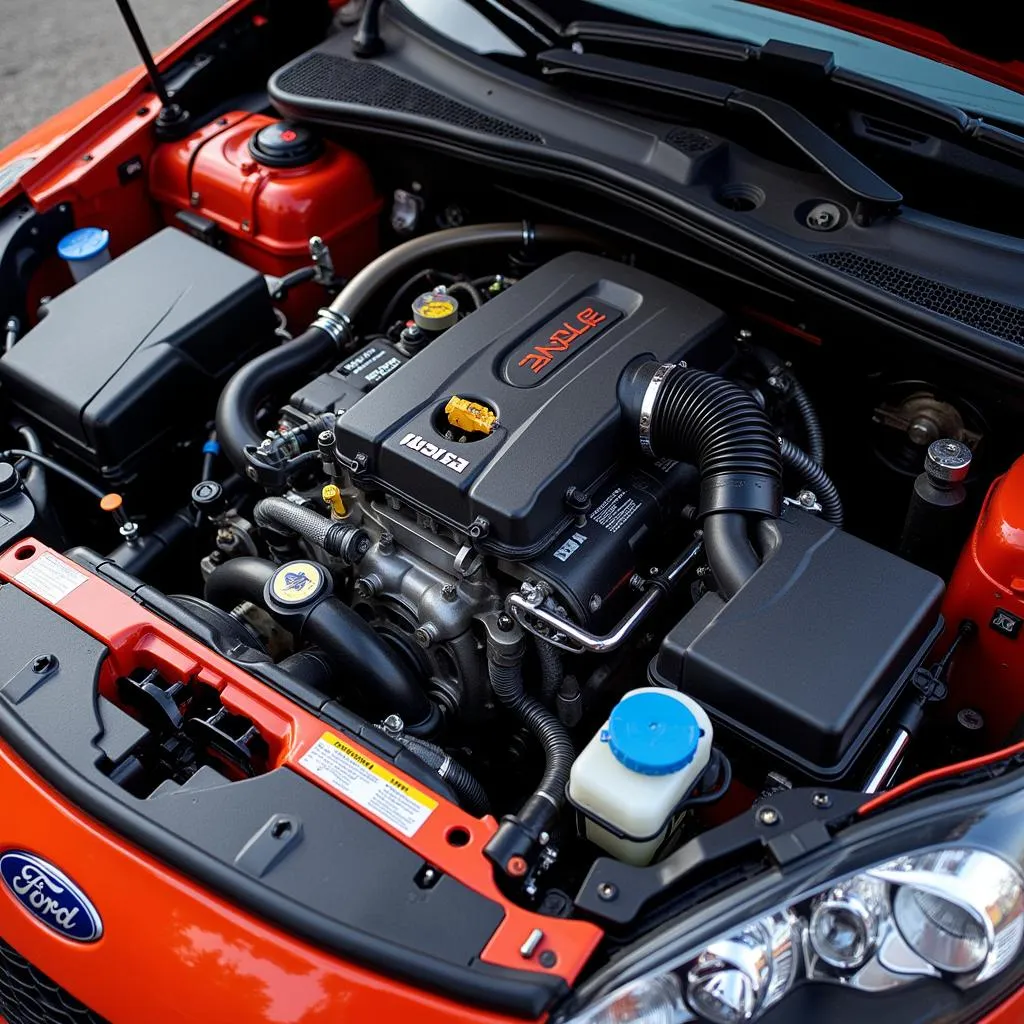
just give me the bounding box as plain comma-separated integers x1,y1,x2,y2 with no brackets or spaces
564,846,1024,1024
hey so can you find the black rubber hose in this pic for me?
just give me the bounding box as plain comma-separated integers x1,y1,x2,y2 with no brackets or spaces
217,223,596,475
620,364,782,598
752,348,825,467
488,655,574,834
389,734,491,817
702,514,762,598
780,437,845,528
253,497,371,563
535,637,564,705
205,557,439,735
788,376,825,467
216,326,337,476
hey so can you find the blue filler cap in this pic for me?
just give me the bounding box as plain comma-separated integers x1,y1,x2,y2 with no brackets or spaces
608,691,701,776
57,227,110,262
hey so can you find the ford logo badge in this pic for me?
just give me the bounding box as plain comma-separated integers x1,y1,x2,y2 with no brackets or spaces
0,851,102,942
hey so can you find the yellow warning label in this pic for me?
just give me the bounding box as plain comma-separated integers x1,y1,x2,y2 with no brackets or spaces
299,732,437,836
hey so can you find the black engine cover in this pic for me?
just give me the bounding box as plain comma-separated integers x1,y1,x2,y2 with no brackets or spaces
333,252,726,556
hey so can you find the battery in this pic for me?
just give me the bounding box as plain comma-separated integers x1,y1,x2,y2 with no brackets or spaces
527,459,698,629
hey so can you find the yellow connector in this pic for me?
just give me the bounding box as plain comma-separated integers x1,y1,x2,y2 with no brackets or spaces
445,396,497,436
322,483,347,518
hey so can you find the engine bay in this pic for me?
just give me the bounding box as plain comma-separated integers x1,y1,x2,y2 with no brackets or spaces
5,5,1024,1008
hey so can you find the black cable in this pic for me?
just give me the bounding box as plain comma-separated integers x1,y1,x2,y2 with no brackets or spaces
779,437,845,528
446,280,485,309
1,449,106,501
752,347,825,466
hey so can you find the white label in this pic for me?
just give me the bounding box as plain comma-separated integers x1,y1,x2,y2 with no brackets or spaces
15,554,87,604
299,732,438,837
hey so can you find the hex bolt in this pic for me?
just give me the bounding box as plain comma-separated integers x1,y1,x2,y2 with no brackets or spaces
496,613,514,632
441,583,457,602
798,489,818,509
812,792,832,809
378,530,394,554
758,806,780,826
597,882,618,901
414,624,437,648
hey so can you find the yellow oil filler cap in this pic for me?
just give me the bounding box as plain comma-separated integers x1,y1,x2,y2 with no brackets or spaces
445,396,497,436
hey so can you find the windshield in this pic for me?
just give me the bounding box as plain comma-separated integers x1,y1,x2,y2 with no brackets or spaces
564,0,1024,125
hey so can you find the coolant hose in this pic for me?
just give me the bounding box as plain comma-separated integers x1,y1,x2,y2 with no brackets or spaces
620,363,783,598
489,652,574,842
780,437,845,528
204,557,439,735
390,734,491,817
253,497,370,563
216,223,597,474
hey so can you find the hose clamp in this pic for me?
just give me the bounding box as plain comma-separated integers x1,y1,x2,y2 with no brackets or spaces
311,307,351,349
638,362,682,456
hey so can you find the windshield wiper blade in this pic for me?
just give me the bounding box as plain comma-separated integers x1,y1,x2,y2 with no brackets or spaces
538,49,903,218
563,22,1024,164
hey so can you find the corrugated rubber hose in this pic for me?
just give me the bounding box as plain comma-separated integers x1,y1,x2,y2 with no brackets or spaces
780,437,845,528
488,654,574,837
621,363,783,598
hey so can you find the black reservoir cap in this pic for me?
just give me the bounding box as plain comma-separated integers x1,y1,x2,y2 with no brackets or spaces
248,121,323,168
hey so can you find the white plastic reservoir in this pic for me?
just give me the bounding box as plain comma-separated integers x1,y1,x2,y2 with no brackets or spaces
569,687,713,865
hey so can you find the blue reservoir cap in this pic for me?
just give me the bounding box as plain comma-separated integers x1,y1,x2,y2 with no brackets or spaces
607,691,701,776
57,227,110,262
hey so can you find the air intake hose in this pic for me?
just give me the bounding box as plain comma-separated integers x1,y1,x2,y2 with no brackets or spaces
620,362,783,598
216,222,598,475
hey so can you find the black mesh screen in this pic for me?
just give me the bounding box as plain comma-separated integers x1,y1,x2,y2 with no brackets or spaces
276,53,544,144
664,127,717,155
0,937,107,1024
813,250,1024,344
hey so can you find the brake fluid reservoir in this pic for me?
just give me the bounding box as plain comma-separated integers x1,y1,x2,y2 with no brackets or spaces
569,687,713,865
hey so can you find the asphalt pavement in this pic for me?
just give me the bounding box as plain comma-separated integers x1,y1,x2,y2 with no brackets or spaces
0,0,223,151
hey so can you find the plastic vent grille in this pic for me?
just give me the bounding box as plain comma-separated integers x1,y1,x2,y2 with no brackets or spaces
0,938,107,1024
664,127,717,155
813,250,1024,344
276,53,543,143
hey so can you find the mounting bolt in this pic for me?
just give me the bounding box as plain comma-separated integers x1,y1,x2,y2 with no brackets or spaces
812,792,832,809
441,583,457,602
381,714,405,737
378,530,394,554
597,882,618,901
496,613,514,632
798,489,818,509
31,655,55,674
758,806,780,826
538,831,550,846
414,624,437,648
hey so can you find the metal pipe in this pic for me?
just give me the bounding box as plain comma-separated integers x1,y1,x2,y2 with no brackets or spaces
863,728,913,794
507,538,704,654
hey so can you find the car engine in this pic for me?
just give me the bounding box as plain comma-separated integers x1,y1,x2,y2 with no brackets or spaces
0,111,1006,917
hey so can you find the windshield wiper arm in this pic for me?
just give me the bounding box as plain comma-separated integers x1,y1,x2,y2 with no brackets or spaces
538,49,902,219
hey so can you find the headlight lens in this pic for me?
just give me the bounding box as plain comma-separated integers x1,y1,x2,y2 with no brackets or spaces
564,846,1024,1024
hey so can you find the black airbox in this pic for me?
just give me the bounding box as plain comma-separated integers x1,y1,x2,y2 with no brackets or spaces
0,228,273,482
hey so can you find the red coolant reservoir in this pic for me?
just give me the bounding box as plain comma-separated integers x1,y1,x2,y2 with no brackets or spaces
150,112,381,324
943,454,1024,742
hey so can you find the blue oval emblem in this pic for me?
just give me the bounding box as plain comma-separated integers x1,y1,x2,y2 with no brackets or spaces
0,851,102,942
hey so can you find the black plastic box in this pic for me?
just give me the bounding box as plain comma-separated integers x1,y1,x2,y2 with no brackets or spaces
0,228,274,482
651,510,945,782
